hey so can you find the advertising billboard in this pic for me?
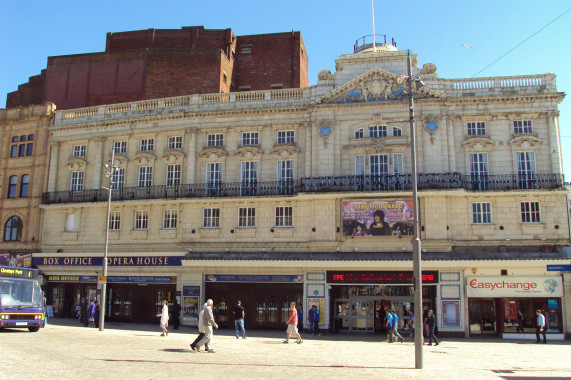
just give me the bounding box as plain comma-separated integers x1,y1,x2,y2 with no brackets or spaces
342,201,414,237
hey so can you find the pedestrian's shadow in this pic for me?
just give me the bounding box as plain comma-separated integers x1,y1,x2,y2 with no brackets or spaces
162,348,189,353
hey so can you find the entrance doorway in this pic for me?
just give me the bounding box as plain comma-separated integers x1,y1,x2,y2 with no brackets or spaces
469,299,497,335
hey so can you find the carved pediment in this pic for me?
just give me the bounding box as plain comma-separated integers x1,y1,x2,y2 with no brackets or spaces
509,135,542,149
234,145,264,159
270,143,300,158
344,141,407,154
462,136,494,151
133,152,156,165
161,150,185,164
317,67,445,105
199,147,228,160
66,158,87,171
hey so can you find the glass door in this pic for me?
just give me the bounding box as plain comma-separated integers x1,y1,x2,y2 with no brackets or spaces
351,300,374,331
334,300,350,331
469,299,496,335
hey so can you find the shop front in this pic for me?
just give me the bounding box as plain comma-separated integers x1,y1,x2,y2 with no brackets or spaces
32,255,182,324
204,274,304,330
466,276,564,339
327,270,439,334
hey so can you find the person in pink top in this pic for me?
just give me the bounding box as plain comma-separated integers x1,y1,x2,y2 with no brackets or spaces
283,301,303,344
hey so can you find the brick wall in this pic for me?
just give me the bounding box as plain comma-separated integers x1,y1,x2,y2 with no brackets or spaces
6,71,46,108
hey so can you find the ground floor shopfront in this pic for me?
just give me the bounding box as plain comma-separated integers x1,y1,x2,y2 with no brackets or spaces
32,253,571,339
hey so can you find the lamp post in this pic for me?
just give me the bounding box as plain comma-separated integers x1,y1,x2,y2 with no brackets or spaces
406,49,424,369
99,147,116,332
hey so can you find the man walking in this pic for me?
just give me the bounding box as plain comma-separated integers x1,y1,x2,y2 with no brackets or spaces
233,300,246,339
190,303,208,351
195,299,218,353
386,310,394,342
426,309,439,346
308,305,320,335
283,301,303,344
391,309,405,342
535,309,547,343
172,298,182,330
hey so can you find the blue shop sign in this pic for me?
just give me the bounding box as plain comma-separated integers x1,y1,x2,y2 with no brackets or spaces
546,265,571,272
183,286,200,297
33,256,183,267
205,274,303,283
47,275,174,284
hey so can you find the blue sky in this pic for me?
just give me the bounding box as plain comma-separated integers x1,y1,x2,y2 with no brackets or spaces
1,0,570,180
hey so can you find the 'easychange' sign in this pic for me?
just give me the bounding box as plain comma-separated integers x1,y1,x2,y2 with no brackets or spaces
466,276,562,297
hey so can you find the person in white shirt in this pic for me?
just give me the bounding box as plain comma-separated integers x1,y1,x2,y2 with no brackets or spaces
157,299,169,337
535,309,546,344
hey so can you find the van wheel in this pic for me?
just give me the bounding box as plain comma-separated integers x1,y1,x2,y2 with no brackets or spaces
28,326,40,332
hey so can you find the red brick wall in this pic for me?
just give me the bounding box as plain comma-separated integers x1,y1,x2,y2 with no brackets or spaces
6,27,307,110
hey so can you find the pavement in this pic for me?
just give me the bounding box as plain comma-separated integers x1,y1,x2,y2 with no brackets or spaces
2,318,571,380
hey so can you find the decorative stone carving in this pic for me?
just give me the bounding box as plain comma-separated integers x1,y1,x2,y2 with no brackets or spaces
66,158,87,171
462,136,494,151
161,150,185,164
234,145,264,158
508,135,542,149
419,63,437,74
270,143,300,158
199,147,228,159
318,70,333,80
133,152,157,165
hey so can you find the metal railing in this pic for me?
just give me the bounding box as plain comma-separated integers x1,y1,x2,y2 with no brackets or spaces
42,173,565,205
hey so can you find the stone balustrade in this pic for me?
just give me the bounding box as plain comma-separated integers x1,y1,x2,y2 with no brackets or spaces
54,74,557,126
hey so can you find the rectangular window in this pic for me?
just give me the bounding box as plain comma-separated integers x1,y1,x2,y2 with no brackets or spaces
70,171,84,192
369,125,387,138
111,168,125,190
162,209,178,229
8,176,17,198
203,208,220,228
277,130,295,144
469,153,489,190
241,132,259,145
166,164,181,187
11,145,18,158
241,161,258,195
26,143,33,156
238,207,256,227
73,145,86,157
369,155,389,176
392,127,402,137
206,163,222,196
521,201,540,223
276,160,294,194
109,211,121,231
393,154,403,175
472,203,492,224
65,214,79,232
140,138,154,152
516,152,537,189
354,129,364,139
20,174,29,197
275,206,293,227
134,210,149,230
113,141,127,154
207,134,224,147
19,144,26,157
467,122,486,136
355,156,365,175
168,136,182,150
513,120,533,134
138,166,152,188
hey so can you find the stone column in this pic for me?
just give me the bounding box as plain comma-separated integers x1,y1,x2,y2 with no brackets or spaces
186,130,196,184
447,116,456,172
547,112,563,174
47,141,60,192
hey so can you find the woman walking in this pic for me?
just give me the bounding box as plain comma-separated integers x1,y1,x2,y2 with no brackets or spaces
157,299,169,336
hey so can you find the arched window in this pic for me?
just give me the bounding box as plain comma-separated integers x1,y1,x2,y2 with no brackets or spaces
8,176,17,198
20,175,30,197
4,216,22,242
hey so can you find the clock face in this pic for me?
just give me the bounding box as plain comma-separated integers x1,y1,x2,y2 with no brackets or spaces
425,120,438,132
320,125,331,137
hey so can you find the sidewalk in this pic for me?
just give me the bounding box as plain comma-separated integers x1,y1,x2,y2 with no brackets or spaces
5,318,571,380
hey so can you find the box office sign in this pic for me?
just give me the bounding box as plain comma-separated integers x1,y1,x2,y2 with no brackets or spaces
32,256,183,266
466,276,563,297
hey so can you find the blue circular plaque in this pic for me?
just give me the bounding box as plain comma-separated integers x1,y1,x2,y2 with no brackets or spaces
320,125,331,136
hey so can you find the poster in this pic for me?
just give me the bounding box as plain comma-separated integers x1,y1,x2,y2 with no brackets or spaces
441,300,460,327
307,298,324,326
342,201,414,237
0,253,32,267
182,286,200,323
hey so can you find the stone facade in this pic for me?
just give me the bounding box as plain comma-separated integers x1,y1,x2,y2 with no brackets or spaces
36,47,569,338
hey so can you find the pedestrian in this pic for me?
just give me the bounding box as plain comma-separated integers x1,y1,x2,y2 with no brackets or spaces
80,297,88,326
196,299,218,352
308,305,320,335
422,305,429,339
190,303,209,352
94,301,100,328
409,309,415,340
535,309,547,343
426,309,439,346
517,310,525,332
386,310,394,342
87,299,96,327
156,299,169,336
233,300,246,339
283,301,303,344
172,298,182,330
391,309,405,342
297,304,303,330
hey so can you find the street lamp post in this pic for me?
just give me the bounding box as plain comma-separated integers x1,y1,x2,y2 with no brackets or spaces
99,148,116,332
406,49,424,369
